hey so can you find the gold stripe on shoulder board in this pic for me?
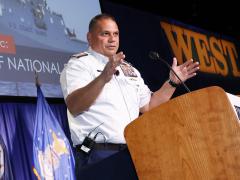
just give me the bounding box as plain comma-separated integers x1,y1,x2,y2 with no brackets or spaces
71,52,88,59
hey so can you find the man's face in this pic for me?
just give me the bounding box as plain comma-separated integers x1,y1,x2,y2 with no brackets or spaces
87,18,119,58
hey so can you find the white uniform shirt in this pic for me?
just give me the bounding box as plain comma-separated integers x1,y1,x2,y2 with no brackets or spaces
60,48,151,145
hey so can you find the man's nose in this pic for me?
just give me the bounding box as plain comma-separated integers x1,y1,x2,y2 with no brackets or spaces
108,34,117,41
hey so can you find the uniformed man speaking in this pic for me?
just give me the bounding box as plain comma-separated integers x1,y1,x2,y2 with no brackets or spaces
60,13,199,179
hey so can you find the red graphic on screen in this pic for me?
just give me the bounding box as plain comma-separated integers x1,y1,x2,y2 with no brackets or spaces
0,34,16,54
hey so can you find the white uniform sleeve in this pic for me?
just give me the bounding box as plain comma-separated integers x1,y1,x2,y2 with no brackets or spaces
60,57,93,99
134,69,152,108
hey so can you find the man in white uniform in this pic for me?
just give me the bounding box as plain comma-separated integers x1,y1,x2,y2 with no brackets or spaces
60,13,199,178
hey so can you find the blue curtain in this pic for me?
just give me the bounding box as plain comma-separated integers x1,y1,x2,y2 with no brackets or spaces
0,101,70,180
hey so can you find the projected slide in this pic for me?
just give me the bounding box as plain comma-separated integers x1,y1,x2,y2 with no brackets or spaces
0,0,101,97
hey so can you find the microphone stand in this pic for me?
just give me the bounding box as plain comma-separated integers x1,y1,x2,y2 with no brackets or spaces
149,51,191,93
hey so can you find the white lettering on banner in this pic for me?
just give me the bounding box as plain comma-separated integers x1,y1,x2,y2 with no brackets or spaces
0,56,4,69
7,57,61,74
0,40,8,48
33,60,42,72
18,58,26,71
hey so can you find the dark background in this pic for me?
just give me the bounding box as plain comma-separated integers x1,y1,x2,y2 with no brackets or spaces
102,0,239,41
100,0,240,95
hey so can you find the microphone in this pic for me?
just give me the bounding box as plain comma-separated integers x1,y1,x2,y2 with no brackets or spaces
149,51,191,93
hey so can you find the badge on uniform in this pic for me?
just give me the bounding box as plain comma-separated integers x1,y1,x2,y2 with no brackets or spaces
120,62,137,77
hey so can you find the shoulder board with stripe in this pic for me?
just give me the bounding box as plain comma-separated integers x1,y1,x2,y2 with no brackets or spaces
71,52,88,59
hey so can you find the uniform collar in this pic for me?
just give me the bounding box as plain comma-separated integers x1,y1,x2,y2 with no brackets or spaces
88,47,109,65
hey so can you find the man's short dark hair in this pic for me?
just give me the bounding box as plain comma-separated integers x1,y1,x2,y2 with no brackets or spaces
88,13,117,32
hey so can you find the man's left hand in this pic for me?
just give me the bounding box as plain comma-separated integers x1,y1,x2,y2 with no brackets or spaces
170,57,200,84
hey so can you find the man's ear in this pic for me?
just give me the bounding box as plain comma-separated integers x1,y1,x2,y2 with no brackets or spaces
87,32,91,45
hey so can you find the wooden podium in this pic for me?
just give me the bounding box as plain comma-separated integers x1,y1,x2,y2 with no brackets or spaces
124,86,240,180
